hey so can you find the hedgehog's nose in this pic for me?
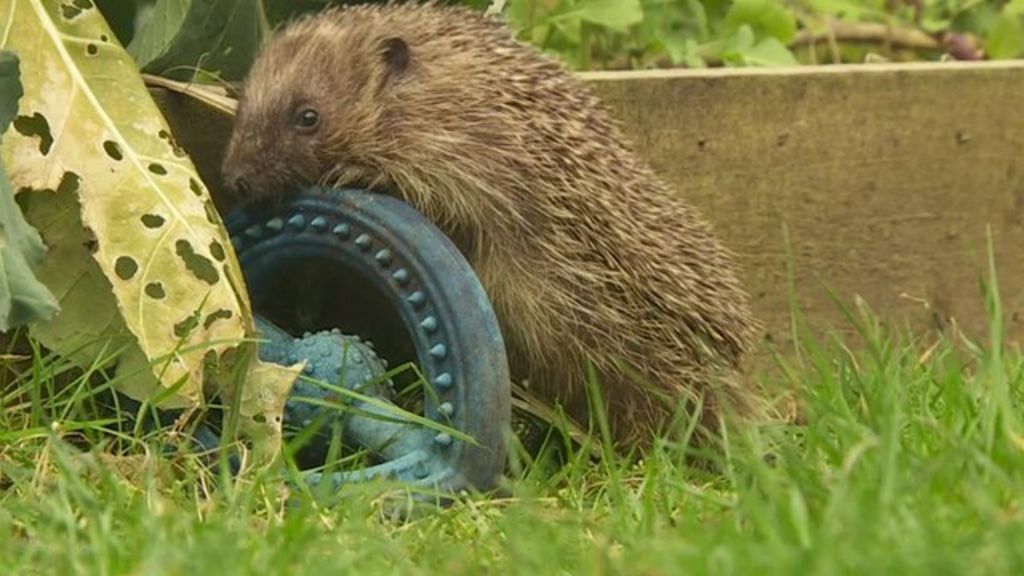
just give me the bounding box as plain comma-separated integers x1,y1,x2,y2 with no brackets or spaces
233,177,252,197
221,162,251,197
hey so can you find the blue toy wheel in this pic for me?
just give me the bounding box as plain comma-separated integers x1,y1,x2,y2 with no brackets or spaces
224,187,510,495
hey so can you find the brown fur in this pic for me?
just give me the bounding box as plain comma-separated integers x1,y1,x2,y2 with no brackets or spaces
221,1,762,448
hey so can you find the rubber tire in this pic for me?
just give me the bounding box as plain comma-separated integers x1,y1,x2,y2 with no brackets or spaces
224,187,510,493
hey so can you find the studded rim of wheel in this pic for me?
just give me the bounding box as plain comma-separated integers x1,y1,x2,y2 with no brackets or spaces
224,186,511,494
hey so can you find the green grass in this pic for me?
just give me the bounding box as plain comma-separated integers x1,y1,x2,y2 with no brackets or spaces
3,277,1024,575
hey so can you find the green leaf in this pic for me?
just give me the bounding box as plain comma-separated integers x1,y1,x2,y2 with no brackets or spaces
985,13,1024,59
0,51,60,332
678,0,709,39
552,12,583,43
127,0,188,69
1007,0,1024,16
737,37,799,67
560,0,644,33
951,2,1000,36
505,0,535,32
725,0,797,43
920,16,951,35
641,0,710,62
94,0,146,46
0,166,61,333
578,0,642,28
127,0,268,82
717,25,797,68
718,24,757,65
661,34,691,65
0,51,22,131
799,0,883,24
683,39,707,69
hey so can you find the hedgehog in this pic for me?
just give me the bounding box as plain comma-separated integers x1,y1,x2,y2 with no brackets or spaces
220,1,762,450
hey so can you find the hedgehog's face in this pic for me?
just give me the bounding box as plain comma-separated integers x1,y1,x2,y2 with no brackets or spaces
221,25,410,203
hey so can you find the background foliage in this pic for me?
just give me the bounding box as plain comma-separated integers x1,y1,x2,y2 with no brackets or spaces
96,0,1024,76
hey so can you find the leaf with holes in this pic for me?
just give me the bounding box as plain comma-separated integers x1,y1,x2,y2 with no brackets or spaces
0,0,298,460
0,51,60,332
127,0,268,82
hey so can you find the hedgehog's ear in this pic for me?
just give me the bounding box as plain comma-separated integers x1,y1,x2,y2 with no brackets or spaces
379,37,410,76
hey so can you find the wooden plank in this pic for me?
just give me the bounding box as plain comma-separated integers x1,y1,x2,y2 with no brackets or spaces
584,62,1024,361
152,61,1024,367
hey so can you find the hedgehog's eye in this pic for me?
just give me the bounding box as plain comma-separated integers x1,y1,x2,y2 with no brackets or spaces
294,106,320,133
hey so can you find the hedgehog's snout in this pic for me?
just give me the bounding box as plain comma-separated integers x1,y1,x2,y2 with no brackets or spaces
221,133,275,202
221,164,251,198
220,154,255,202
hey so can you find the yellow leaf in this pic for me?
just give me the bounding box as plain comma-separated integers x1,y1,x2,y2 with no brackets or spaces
1,0,297,464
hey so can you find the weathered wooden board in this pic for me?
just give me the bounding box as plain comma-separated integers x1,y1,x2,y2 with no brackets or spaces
584,62,1024,361
152,60,1024,368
